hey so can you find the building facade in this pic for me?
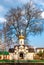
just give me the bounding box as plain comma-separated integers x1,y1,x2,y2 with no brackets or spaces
9,45,35,60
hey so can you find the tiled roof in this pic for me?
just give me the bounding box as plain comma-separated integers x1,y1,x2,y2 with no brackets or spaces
9,48,14,53
28,48,35,52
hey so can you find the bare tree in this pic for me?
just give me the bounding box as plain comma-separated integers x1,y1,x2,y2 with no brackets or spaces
3,1,44,47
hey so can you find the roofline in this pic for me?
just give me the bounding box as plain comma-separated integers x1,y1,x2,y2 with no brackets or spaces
36,48,44,49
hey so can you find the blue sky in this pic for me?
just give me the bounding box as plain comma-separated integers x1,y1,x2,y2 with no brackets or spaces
0,0,44,48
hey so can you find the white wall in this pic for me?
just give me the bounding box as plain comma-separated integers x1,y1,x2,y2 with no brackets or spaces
26,53,34,60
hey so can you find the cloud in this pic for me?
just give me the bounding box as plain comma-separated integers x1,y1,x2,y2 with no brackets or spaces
33,0,44,7
41,12,44,19
0,17,6,24
17,0,44,5
17,0,30,4
4,0,13,4
4,0,44,10
4,0,30,4
3,0,44,6
0,5,5,12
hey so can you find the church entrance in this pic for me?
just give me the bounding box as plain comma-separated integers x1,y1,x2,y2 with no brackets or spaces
19,52,24,59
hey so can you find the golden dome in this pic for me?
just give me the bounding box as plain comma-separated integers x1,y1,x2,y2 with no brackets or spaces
19,35,25,39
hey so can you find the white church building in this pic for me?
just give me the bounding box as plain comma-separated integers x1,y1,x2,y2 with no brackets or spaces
9,35,35,60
